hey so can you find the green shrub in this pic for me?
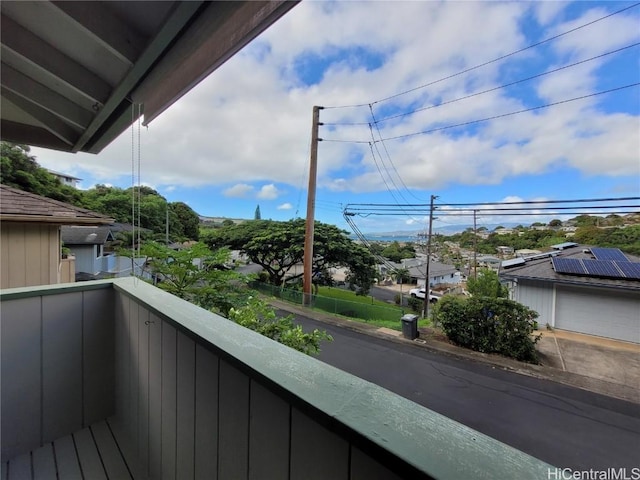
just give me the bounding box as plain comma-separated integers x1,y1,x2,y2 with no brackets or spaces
407,296,423,313
433,296,540,363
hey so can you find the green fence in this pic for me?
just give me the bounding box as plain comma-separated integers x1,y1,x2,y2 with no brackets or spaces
251,282,405,322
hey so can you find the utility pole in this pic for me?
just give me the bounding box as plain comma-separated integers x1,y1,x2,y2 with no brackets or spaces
166,204,170,245
423,194,438,319
303,106,322,306
473,209,478,279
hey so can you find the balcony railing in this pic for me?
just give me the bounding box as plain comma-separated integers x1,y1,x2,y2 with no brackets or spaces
1,278,553,479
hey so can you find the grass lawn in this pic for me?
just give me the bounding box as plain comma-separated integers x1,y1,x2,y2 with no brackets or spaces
317,286,398,308
315,286,429,331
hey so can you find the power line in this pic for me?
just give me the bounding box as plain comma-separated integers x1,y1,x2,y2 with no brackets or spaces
347,211,640,217
324,2,640,110
368,106,427,203
322,83,640,144
348,196,640,208
323,42,640,127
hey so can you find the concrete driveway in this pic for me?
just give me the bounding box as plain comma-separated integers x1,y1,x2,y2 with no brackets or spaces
535,328,640,396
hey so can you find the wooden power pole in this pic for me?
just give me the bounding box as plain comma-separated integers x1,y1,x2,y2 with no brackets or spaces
303,106,322,306
422,194,437,319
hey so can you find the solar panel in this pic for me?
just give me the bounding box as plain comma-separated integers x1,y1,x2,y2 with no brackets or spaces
582,259,623,278
590,247,629,262
615,261,640,280
551,242,579,250
502,258,525,268
552,258,586,275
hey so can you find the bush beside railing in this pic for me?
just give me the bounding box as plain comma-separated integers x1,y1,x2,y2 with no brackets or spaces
251,281,403,322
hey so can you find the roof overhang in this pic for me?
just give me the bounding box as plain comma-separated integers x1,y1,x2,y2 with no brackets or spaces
1,214,114,225
0,1,298,154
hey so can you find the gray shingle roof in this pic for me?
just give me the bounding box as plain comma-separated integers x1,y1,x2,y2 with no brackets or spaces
61,226,114,245
0,184,113,224
499,245,640,291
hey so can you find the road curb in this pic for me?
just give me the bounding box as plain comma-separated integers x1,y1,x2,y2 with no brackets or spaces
267,297,640,405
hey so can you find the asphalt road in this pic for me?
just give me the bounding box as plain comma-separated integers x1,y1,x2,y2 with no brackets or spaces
287,311,640,471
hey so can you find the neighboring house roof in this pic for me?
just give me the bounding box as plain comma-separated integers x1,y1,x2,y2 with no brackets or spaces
46,169,82,181
407,261,459,279
500,244,640,292
0,184,114,225
61,226,114,245
109,222,152,234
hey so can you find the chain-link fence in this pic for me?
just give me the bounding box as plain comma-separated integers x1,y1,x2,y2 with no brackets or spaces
251,281,404,322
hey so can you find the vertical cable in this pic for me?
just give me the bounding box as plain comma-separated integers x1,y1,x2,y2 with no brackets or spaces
137,104,142,259
131,103,136,273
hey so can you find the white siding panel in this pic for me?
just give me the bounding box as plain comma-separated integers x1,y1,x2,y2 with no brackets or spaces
556,286,640,343
515,280,554,328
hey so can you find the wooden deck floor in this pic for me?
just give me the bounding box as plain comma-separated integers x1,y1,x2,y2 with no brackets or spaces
2,420,137,480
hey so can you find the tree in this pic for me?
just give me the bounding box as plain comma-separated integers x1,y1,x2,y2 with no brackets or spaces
254,205,261,220
433,295,540,363
135,241,332,355
548,219,562,227
1,142,83,204
228,297,332,356
381,241,416,262
202,219,378,295
170,202,200,240
137,241,247,315
467,269,509,298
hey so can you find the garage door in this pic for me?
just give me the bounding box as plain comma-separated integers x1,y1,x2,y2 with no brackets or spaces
555,286,640,343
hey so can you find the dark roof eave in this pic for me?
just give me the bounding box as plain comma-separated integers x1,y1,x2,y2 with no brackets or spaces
1,214,114,225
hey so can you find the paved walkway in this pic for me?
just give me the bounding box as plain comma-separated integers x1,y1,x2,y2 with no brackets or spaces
268,297,640,404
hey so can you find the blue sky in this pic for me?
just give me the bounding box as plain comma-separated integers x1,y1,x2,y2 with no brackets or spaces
32,1,640,234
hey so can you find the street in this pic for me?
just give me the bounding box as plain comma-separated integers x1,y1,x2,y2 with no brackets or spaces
287,311,640,471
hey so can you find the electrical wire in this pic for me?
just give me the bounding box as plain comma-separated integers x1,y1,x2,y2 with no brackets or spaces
322,83,640,144
323,42,640,127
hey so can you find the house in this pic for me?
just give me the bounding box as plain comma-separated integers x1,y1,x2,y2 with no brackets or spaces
46,169,82,188
61,225,115,276
403,258,462,288
496,245,514,257
0,184,113,288
500,243,640,343
0,2,551,477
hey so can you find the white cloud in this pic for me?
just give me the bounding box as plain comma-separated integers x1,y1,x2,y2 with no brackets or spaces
223,184,254,198
257,184,281,200
277,202,292,210
28,1,639,207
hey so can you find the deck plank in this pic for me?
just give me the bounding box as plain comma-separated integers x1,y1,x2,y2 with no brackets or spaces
7,453,30,480
52,436,82,480
91,422,132,480
73,427,107,480
32,444,55,480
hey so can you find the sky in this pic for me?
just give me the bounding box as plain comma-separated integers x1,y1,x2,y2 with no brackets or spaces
31,1,640,235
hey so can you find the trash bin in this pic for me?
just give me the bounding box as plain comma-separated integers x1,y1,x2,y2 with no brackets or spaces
401,314,419,340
